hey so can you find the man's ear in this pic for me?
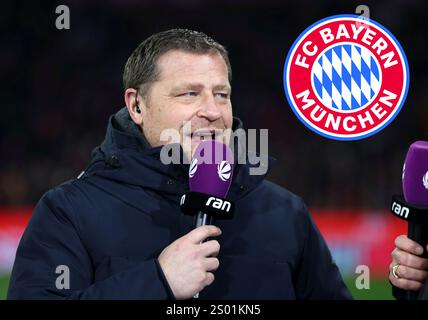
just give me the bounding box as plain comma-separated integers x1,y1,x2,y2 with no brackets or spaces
124,88,145,126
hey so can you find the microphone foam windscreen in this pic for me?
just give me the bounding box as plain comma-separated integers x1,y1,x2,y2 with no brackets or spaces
403,140,428,206
189,140,234,197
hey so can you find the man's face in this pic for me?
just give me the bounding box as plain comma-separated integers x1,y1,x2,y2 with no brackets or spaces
140,50,233,161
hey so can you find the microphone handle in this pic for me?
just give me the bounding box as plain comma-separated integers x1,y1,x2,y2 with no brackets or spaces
193,211,215,300
406,222,428,300
195,211,215,228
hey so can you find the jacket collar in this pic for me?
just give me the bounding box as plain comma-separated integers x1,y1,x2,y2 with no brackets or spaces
86,107,275,200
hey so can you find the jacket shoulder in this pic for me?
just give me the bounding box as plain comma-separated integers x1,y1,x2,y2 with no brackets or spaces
258,179,307,211
39,178,94,222
43,178,87,204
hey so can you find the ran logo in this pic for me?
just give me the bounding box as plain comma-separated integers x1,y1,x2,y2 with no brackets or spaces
206,197,231,212
391,202,410,219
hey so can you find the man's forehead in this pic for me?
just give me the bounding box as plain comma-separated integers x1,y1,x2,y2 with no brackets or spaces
156,49,229,79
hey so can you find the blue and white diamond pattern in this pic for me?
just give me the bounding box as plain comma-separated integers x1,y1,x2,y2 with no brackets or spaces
312,44,381,111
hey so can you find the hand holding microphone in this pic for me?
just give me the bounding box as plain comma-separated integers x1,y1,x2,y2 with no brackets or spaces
158,140,234,299
390,141,428,299
158,225,222,299
389,234,428,292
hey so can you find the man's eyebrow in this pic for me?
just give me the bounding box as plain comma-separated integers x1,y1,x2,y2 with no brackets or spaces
170,83,204,93
170,83,231,93
213,84,231,92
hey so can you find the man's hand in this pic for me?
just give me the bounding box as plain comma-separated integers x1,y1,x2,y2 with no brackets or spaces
158,225,222,299
389,235,428,291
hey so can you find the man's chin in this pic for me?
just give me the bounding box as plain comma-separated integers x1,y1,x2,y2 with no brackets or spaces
185,137,206,163
187,135,230,160
178,131,232,163
179,136,210,163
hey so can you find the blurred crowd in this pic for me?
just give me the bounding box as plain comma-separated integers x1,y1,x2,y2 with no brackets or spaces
1,0,427,208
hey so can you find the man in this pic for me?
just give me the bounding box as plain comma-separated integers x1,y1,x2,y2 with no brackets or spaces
390,235,428,299
8,29,351,299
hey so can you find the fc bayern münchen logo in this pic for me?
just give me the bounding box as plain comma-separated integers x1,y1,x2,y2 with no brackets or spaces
284,15,409,140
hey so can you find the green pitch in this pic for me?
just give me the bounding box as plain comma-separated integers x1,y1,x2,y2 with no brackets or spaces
0,275,9,300
344,278,394,300
0,275,394,300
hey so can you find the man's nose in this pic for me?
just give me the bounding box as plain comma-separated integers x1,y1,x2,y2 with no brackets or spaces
197,93,221,121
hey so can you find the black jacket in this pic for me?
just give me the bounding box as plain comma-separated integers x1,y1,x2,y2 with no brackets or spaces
8,108,352,299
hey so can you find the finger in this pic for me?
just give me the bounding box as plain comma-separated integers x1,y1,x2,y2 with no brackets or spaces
389,272,424,291
203,257,220,272
204,272,215,287
187,226,222,244
394,249,428,270
199,240,220,257
393,264,428,282
395,235,424,256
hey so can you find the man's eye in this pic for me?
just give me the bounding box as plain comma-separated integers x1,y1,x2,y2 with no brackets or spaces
179,92,197,97
215,93,229,99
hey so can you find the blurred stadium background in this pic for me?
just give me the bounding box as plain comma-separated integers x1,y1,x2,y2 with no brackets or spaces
1,0,426,299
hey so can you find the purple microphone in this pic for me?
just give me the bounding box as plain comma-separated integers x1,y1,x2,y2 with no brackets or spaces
188,140,234,228
399,141,428,299
402,141,428,257
186,140,234,300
